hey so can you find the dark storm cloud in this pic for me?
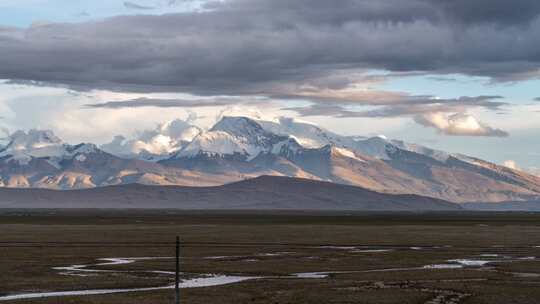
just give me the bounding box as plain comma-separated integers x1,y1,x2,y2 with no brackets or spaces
1,0,540,95
285,95,507,118
278,94,505,109
427,77,459,83
285,104,355,118
285,95,510,137
428,0,540,26
167,0,192,6
535,97,540,102
85,97,250,109
86,95,271,109
123,2,155,10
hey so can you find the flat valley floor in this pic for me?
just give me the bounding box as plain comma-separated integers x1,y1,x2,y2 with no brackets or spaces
1,210,540,304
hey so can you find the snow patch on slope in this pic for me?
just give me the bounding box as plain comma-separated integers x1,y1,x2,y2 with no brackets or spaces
257,117,349,148
255,116,455,163
256,117,396,160
271,137,303,157
178,131,251,158
390,140,450,162
453,154,499,170
254,116,458,164
350,136,396,160
333,147,366,162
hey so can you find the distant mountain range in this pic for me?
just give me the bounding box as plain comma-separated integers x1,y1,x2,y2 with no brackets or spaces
0,175,462,211
1,116,540,206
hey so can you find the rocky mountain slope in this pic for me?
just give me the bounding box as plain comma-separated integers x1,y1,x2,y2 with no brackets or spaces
1,116,539,204
0,130,231,188
0,175,462,211
162,116,540,203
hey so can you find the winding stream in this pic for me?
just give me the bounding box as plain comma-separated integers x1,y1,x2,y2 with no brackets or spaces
0,257,258,301
0,250,536,302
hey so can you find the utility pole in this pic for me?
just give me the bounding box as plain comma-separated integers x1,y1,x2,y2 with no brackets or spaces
175,236,180,304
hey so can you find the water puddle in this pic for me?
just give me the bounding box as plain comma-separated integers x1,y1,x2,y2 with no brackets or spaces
257,252,294,257
516,256,536,261
204,251,294,261
449,259,492,267
204,255,241,260
318,246,357,250
352,249,394,253
293,272,331,279
423,255,538,270
423,264,464,269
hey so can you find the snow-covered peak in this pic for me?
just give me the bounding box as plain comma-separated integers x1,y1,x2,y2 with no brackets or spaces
5,129,63,150
218,116,456,164
348,136,396,160
255,116,414,161
211,117,273,142
0,130,100,165
0,130,66,164
67,143,99,155
212,116,259,132
177,117,289,160
177,130,251,159
257,116,350,148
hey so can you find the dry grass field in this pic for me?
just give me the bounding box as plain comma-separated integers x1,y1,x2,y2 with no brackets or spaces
1,210,540,304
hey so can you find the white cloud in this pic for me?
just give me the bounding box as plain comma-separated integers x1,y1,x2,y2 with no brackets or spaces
528,167,540,176
414,112,508,137
503,160,540,177
481,104,540,131
0,82,265,144
100,118,202,159
503,160,519,170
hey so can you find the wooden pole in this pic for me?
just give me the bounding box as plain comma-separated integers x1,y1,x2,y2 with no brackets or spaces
175,236,180,304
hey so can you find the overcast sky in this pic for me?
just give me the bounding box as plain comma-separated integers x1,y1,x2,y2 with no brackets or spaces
0,0,539,174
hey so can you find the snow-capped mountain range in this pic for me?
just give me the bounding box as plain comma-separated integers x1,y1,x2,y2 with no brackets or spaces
0,129,98,168
1,116,540,204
